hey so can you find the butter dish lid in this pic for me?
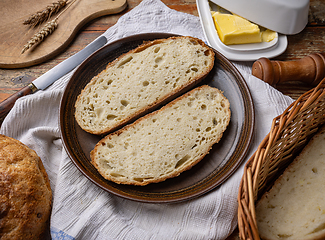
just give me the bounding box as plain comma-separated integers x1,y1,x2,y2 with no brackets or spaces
209,0,309,35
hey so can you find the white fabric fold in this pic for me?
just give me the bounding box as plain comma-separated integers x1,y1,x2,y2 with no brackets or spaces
0,0,294,239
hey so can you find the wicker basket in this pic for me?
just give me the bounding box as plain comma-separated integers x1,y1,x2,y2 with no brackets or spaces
237,78,325,240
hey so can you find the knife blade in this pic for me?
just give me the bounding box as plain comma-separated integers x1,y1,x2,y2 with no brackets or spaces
0,36,107,123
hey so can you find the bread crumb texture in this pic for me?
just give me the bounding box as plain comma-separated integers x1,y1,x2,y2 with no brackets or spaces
91,85,230,186
0,135,52,240
256,126,325,240
75,36,215,135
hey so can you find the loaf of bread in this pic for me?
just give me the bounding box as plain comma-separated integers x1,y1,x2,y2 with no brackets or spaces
0,135,52,240
256,125,325,240
75,36,215,135
91,85,230,186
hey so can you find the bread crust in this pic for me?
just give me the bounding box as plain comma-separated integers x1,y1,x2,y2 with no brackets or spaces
91,85,230,186
75,36,215,135
0,135,52,240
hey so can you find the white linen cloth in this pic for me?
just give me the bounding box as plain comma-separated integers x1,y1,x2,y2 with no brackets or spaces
0,0,294,239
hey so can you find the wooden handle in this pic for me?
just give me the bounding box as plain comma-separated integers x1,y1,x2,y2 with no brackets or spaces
0,83,37,123
252,53,325,86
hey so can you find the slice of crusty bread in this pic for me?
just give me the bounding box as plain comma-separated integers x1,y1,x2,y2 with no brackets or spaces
90,85,230,186
256,125,325,240
75,36,215,135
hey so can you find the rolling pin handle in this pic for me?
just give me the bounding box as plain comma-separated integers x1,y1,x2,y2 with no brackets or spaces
252,57,277,86
252,53,325,87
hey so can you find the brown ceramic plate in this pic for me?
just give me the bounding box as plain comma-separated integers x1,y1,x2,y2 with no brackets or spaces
60,33,254,203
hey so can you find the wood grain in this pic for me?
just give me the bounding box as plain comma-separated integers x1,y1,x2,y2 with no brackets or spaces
0,0,127,68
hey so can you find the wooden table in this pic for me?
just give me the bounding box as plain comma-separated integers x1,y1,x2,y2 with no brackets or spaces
0,0,324,239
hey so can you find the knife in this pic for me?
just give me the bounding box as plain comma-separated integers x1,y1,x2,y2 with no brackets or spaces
0,36,107,122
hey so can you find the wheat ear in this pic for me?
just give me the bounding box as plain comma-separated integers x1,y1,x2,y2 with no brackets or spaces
21,18,58,54
21,0,78,54
23,0,68,27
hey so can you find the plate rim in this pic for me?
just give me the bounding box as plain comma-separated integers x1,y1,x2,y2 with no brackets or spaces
59,32,255,203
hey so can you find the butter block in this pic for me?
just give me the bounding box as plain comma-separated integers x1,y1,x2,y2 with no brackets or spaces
212,12,262,45
262,29,277,42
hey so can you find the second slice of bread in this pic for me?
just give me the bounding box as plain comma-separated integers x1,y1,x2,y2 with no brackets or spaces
75,36,215,135
91,85,230,186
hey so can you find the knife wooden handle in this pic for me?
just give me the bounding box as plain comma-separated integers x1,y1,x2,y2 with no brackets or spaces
252,53,325,86
0,83,37,124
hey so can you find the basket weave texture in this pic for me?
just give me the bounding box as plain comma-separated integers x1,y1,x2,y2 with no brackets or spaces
237,78,325,240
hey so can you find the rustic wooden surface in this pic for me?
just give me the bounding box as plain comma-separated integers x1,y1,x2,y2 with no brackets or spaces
0,0,324,239
0,0,127,68
1,0,324,102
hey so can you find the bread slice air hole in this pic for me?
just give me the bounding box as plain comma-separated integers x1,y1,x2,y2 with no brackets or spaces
277,234,293,238
204,50,210,56
142,81,149,86
120,100,129,107
133,178,144,182
155,57,163,63
106,114,117,120
134,177,154,182
117,56,133,68
191,144,197,149
107,79,113,85
189,39,198,45
175,155,191,169
154,47,160,53
103,160,113,169
110,172,125,178
102,142,114,148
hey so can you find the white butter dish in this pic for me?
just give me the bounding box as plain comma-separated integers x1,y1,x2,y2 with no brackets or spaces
197,0,288,61
209,0,309,35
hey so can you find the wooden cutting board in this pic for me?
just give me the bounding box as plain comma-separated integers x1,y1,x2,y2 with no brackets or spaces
0,0,127,69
